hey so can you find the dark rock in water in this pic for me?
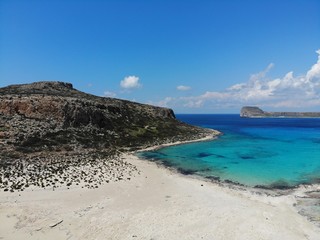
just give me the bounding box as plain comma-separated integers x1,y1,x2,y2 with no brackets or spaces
161,160,177,168
223,179,244,186
201,167,211,172
224,179,233,184
239,155,255,160
197,152,213,158
197,152,226,159
177,168,197,175
205,176,220,181
312,138,320,144
255,180,294,190
269,180,292,189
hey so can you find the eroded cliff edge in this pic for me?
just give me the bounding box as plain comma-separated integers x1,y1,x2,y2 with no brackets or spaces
0,81,217,191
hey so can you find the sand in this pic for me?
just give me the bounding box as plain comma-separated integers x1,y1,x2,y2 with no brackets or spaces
0,152,320,240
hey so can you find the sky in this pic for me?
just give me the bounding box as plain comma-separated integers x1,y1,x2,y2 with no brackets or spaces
1,0,320,113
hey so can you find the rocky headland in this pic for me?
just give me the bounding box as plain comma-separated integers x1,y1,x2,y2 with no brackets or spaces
240,106,320,118
0,81,217,192
1,83,319,239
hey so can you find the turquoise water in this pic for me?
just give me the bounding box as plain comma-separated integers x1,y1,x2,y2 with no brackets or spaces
138,115,320,188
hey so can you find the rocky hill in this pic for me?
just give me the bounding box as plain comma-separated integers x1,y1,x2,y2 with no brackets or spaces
240,106,320,118
0,81,216,192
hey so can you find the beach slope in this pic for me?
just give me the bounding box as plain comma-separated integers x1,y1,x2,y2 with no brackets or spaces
0,154,319,240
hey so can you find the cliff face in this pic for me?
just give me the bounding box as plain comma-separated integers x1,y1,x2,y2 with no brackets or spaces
240,106,265,118
240,106,320,118
0,81,211,155
0,81,175,124
0,81,217,192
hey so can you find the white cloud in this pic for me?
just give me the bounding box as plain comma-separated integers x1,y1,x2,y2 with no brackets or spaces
177,85,191,91
306,49,320,81
249,63,274,82
182,91,232,108
120,76,142,89
157,97,173,107
154,50,320,111
228,83,246,91
103,91,117,98
147,97,174,108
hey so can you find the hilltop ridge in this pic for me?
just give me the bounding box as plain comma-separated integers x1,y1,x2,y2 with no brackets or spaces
0,81,217,192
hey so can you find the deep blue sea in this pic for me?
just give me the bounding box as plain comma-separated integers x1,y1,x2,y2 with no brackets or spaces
138,114,320,188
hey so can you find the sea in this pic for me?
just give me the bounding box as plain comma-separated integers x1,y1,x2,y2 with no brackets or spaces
138,114,320,189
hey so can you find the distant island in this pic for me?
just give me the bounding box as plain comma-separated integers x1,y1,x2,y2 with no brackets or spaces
1,83,319,240
240,106,320,118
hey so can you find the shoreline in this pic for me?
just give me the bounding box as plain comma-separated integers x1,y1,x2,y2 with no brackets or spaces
1,133,320,239
134,133,320,228
136,130,320,193
137,128,221,152
1,152,319,239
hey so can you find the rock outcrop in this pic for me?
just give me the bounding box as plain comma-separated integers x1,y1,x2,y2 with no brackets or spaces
0,81,217,192
0,81,214,154
240,106,265,118
240,106,320,118
0,81,175,126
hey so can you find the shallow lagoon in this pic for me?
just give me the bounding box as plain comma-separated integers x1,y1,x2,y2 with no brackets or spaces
139,114,320,188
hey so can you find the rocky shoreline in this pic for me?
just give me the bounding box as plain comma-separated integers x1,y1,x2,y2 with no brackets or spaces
2,153,319,240
0,81,215,192
1,81,319,236
0,131,217,193
135,134,320,228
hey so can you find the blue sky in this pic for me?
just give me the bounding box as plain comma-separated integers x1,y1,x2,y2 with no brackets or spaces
1,0,320,113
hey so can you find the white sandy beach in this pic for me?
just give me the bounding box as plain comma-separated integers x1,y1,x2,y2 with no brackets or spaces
0,151,320,240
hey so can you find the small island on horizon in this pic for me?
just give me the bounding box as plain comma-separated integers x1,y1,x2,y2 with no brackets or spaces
240,106,320,118
1,81,319,239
